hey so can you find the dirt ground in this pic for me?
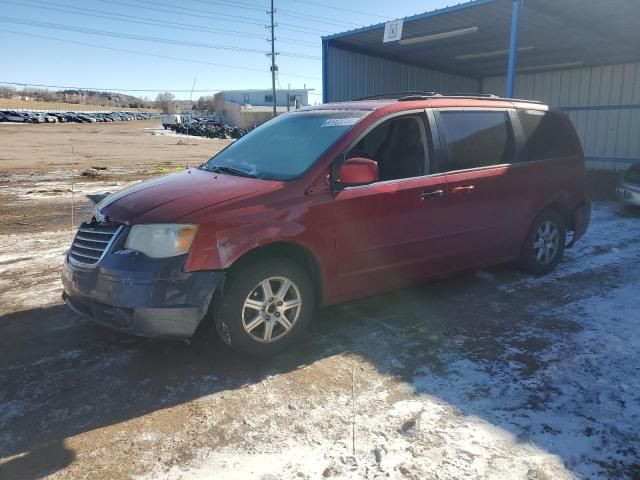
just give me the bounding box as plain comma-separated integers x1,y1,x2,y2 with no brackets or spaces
1,121,639,480
0,120,228,234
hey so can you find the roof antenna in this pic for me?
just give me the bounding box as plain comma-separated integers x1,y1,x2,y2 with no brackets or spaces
185,76,197,172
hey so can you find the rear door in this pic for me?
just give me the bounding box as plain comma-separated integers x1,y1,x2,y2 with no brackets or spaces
433,108,529,268
333,112,448,298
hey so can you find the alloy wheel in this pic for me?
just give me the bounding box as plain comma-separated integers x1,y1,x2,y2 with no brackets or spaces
533,220,560,265
241,276,302,343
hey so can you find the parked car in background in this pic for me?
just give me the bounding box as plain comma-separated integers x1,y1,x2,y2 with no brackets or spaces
62,94,591,356
25,112,44,123
617,163,640,208
0,110,25,122
0,109,160,124
51,113,66,123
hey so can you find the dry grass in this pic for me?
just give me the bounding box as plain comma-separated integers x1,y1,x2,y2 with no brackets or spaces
0,99,159,113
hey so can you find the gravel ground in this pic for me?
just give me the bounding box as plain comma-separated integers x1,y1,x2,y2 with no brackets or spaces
0,122,639,479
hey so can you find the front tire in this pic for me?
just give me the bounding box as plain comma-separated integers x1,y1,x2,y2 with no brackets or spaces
520,209,566,275
216,258,315,356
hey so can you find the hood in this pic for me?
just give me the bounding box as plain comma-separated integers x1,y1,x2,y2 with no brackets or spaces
98,168,280,224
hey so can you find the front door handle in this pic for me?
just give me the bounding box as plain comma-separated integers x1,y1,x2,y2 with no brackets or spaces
419,189,444,200
452,185,475,193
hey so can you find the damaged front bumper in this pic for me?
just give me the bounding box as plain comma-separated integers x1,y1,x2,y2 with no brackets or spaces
62,249,224,338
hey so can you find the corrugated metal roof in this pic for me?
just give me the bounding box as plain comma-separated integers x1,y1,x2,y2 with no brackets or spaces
324,0,640,78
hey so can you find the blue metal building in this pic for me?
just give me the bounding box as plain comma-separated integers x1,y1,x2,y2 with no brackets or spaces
322,0,640,171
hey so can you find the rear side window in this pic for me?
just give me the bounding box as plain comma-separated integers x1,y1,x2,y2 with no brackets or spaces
518,109,579,161
437,110,515,172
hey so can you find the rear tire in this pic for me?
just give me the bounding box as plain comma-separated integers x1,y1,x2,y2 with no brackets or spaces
215,257,315,356
520,209,566,275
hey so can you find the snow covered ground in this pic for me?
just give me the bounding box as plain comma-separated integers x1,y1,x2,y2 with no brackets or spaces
1,202,639,479
133,202,640,480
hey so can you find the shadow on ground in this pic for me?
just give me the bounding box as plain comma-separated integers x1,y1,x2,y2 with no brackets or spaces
1,215,639,479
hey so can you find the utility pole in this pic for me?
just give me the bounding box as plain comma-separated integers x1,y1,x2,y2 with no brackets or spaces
267,0,278,117
287,83,290,112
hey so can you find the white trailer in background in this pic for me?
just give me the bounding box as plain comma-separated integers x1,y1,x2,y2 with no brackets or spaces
162,114,182,129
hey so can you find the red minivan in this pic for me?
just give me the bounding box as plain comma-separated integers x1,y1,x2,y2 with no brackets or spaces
62,94,591,355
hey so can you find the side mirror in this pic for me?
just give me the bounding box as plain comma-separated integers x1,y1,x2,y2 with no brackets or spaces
338,157,379,186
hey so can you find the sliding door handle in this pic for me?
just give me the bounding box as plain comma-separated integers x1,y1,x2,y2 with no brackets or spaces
452,185,475,193
419,189,444,200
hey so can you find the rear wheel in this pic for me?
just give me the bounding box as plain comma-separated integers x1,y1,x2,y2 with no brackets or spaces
520,209,566,275
216,258,315,356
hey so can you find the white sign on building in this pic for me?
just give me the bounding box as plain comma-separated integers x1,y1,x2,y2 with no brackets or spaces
383,19,403,43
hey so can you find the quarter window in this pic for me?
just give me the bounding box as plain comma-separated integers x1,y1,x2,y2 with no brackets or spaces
518,109,579,161
437,110,515,172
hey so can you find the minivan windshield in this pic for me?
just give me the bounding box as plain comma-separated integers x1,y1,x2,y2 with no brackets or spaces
201,110,368,180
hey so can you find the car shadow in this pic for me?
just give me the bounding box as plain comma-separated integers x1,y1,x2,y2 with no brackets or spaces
0,263,633,479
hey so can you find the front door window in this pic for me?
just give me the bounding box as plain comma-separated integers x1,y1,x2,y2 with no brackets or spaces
347,115,429,181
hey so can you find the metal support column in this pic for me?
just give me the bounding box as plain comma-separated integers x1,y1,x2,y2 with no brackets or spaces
506,0,521,98
322,39,328,104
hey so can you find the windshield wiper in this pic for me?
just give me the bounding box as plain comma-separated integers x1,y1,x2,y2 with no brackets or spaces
207,165,257,178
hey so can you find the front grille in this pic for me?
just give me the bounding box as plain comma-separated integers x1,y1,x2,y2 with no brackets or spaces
69,222,123,267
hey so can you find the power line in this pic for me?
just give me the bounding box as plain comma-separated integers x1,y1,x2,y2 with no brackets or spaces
183,0,265,13
97,0,266,27
181,0,363,28
182,0,363,27
278,9,363,28
0,17,321,59
0,29,322,80
0,81,223,93
9,0,319,47
282,0,391,20
94,0,331,36
97,0,331,34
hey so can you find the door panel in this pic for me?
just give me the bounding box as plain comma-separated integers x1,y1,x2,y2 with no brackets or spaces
445,166,529,268
334,175,448,298
434,108,525,267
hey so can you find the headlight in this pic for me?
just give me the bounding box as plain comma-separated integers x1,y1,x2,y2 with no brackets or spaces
124,224,198,258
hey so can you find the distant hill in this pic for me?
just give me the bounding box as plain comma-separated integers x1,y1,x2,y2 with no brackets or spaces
0,86,152,109
57,89,151,108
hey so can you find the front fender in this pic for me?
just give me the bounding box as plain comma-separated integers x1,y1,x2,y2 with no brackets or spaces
182,194,337,298
183,216,332,270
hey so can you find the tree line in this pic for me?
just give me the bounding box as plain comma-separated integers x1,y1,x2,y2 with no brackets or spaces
0,86,212,114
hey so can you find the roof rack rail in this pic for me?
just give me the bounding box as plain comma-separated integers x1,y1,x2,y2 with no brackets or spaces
356,91,439,100
398,92,504,101
437,93,500,98
355,91,542,104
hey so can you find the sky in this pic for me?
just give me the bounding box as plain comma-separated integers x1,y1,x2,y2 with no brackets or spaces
0,0,456,101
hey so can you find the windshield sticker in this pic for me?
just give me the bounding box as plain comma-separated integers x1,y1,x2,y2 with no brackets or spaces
321,118,360,127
